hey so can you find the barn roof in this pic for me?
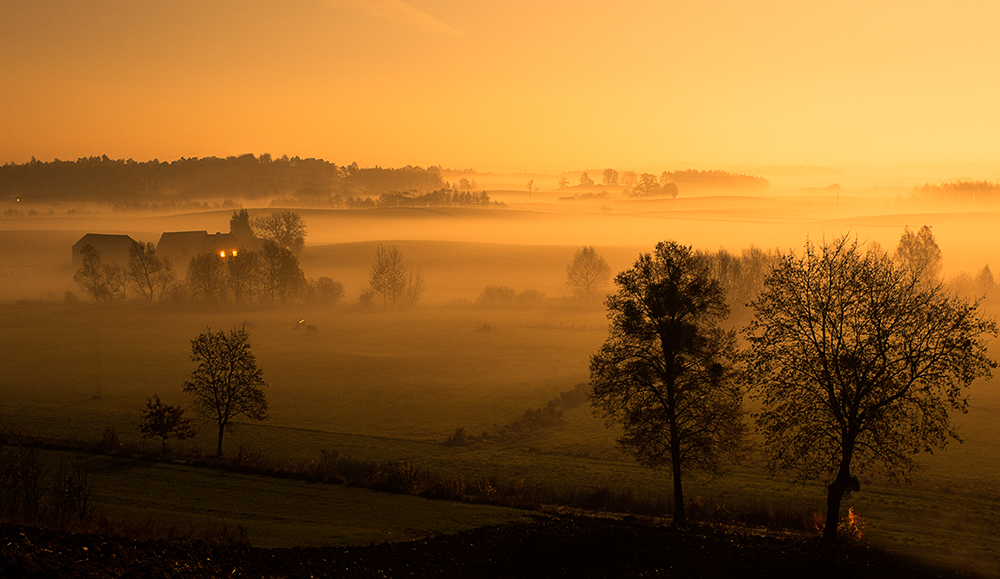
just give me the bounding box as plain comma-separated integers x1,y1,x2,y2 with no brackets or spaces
71,233,137,265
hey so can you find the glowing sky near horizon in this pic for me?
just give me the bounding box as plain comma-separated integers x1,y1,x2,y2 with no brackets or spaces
3,0,1000,172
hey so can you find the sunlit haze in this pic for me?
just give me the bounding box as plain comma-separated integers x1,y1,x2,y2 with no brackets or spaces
4,1,1000,174
4,3,1000,576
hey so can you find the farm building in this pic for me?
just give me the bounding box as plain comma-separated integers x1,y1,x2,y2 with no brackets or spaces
71,233,137,266
157,230,263,265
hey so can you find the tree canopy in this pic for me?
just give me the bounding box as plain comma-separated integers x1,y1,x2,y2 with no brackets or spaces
137,394,196,455
566,246,612,301
590,240,747,525
743,236,996,544
252,211,307,256
182,327,268,456
894,224,942,284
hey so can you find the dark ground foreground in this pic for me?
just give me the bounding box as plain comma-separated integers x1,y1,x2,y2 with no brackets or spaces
0,514,977,579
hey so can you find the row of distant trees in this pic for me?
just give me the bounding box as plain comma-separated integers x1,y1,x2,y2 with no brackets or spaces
558,169,768,198
345,188,498,209
0,154,446,207
912,180,1000,205
588,224,996,546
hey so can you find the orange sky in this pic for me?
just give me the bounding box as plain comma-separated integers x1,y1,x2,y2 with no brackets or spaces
3,1,1000,174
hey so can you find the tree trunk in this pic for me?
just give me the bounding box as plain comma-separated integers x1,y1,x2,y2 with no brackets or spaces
217,423,225,457
671,450,685,525
668,389,685,525
822,459,855,545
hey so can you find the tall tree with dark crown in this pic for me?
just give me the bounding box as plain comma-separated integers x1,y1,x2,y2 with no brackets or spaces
183,326,268,457
590,240,748,525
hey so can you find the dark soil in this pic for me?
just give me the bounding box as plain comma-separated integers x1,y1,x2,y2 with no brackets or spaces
0,514,971,578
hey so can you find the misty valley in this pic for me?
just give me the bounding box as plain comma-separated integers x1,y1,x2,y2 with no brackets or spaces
2,160,1000,577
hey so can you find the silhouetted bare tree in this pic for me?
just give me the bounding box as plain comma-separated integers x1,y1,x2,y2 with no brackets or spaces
126,242,174,302
74,244,113,302
895,225,942,284
369,244,408,306
226,249,262,303
186,253,228,302
744,236,996,545
183,327,268,457
259,241,306,302
590,241,747,525
253,211,306,256
566,246,612,301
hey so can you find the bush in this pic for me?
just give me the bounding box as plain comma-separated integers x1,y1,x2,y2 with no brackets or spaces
313,277,345,304
443,427,468,447
477,285,517,308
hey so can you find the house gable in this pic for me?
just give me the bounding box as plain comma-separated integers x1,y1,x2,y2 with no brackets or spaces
71,233,137,266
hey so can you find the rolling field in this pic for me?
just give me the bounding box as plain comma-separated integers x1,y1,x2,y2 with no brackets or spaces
2,200,1000,575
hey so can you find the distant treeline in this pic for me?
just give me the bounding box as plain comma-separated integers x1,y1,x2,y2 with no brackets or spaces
576,168,768,197
0,154,448,208
912,180,1000,204
340,188,498,209
662,170,769,191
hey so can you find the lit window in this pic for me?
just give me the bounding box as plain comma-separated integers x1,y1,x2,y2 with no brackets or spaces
220,251,226,258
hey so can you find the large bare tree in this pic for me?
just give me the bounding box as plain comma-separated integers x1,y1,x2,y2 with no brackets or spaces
126,242,174,302
252,211,307,256
590,241,748,525
182,327,268,456
744,236,996,544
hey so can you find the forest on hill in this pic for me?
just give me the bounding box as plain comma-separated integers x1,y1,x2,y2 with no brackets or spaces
0,154,447,209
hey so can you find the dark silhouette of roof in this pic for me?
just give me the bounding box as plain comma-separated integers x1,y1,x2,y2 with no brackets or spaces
71,233,136,265
156,231,210,262
156,230,260,263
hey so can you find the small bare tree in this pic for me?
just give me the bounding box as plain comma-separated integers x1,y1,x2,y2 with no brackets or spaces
74,244,113,302
567,246,612,301
369,244,408,306
183,327,268,456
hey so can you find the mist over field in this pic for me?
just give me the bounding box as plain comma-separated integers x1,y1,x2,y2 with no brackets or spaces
2,162,1000,575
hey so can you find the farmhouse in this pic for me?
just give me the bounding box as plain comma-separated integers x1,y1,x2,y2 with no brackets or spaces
156,230,263,265
71,233,137,266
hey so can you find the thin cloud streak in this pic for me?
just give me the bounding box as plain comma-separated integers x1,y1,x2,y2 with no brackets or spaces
699,0,749,64
332,0,465,37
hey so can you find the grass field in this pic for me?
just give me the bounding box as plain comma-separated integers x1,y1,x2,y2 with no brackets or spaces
2,201,1000,576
